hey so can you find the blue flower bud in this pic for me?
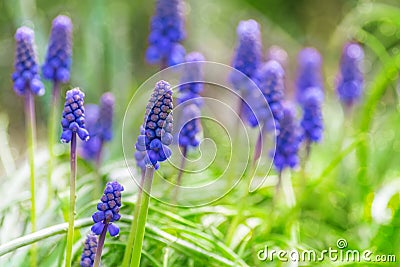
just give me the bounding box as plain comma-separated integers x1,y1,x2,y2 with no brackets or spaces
61,88,89,143
80,233,98,267
42,15,73,83
12,27,44,96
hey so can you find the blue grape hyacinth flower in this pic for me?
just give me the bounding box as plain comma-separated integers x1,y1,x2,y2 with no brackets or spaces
12,26,44,96
336,42,364,107
300,87,324,143
230,19,262,90
135,80,173,169
80,233,98,267
61,88,89,143
91,181,124,237
178,52,205,106
42,15,73,83
254,60,285,132
80,104,100,161
273,104,303,172
146,0,186,67
178,104,202,148
296,47,323,104
98,92,115,142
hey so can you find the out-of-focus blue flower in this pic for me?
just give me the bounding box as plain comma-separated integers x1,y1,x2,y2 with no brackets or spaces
135,80,173,169
178,52,205,106
300,87,324,143
254,60,285,132
91,181,124,237
336,42,364,106
80,233,98,267
80,104,100,161
146,0,186,67
178,104,202,148
12,26,44,96
230,19,262,89
273,104,302,172
296,47,323,104
42,15,73,83
61,88,89,143
80,92,115,160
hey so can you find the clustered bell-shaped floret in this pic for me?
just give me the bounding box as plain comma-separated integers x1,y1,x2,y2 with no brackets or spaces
254,60,285,132
296,47,323,104
91,181,124,237
80,233,98,267
230,19,262,90
12,26,44,96
273,104,303,172
146,0,186,66
336,42,364,106
300,87,324,143
61,88,89,143
42,15,73,83
178,52,205,106
135,80,173,169
178,104,202,148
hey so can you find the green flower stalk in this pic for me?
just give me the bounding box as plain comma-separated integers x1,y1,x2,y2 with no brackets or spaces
12,26,45,267
61,88,89,267
122,80,173,267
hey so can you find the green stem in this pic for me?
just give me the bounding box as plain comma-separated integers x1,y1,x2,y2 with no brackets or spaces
47,82,60,207
93,224,108,267
130,167,155,267
280,171,299,244
25,91,37,267
122,172,145,267
65,133,77,267
174,146,187,203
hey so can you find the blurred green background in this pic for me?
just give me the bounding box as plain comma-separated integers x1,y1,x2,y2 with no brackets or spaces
0,0,397,157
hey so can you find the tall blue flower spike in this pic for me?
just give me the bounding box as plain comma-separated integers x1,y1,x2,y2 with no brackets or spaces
300,87,324,143
336,42,364,106
42,15,73,83
146,0,186,67
273,104,303,172
12,26,44,96
178,104,202,148
254,60,285,132
61,88,89,143
178,52,205,106
98,92,115,142
230,19,262,86
296,47,323,104
230,19,263,127
91,181,124,237
135,80,173,169
80,233,98,267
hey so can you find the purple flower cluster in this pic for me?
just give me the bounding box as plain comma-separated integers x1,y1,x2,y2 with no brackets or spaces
336,42,364,106
178,104,202,148
80,93,115,160
254,60,285,131
135,81,173,169
300,88,324,143
12,26,44,96
42,15,73,84
230,19,262,86
80,233,98,267
91,181,124,237
178,52,205,106
61,88,89,143
230,20,264,127
296,47,323,104
177,52,205,148
146,0,186,67
273,104,303,172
